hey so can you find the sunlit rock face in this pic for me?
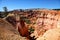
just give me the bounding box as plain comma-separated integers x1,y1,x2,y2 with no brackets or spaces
36,28,60,40
36,13,58,30
31,10,60,39
1,9,60,40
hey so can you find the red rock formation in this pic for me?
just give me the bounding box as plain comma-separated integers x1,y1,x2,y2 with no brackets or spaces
5,10,60,40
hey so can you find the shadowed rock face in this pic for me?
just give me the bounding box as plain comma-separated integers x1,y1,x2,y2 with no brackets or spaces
5,15,36,40
0,18,26,40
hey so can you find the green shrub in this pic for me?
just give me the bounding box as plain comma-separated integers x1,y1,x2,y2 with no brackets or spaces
24,19,31,24
29,27,34,33
20,17,31,24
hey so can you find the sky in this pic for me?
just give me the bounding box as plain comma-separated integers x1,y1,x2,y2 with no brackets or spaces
0,0,60,11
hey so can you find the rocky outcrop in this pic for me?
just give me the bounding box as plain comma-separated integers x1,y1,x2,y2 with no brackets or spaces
1,9,60,40
36,28,60,40
0,18,26,40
